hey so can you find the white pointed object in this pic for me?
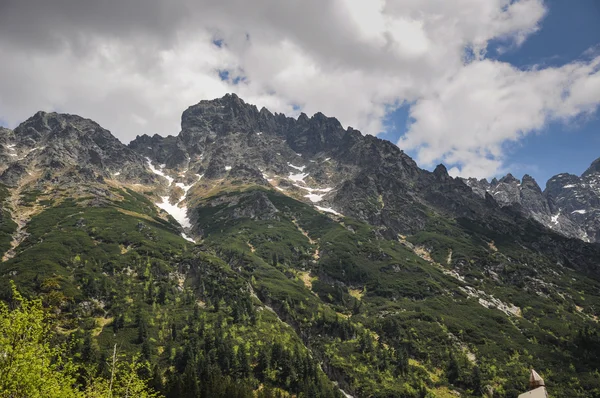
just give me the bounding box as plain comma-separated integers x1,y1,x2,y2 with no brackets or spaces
518,369,548,398
529,369,545,388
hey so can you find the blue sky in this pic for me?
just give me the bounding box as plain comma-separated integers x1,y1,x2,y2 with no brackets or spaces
384,0,600,188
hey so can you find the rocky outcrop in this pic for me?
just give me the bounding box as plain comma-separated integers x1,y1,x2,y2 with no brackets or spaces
0,112,156,187
463,164,600,243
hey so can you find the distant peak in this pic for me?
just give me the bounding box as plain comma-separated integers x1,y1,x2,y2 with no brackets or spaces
583,157,600,177
310,112,343,129
521,174,542,192
499,173,519,184
16,111,62,134
433,164,450,180
298,112,310,122
259,107,273,117
220,92,244,103
191,93,248,110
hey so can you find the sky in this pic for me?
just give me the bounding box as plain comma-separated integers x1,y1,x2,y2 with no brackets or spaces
0,0,599,187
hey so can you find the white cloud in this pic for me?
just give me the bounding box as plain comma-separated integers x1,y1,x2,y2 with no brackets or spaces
400,56,600,178
0,0,598,178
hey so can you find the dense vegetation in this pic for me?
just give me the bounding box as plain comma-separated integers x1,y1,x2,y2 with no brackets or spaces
2,183,600,397
0,187,342,397
0,281,158,397
0,185,16,255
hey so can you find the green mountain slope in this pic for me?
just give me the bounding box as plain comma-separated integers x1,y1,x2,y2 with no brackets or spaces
4,177,598,396
0,184,343,397
190,185,600,397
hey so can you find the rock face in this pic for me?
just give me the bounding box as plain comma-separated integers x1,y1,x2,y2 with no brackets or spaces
129,94,521,239
0,111,157,188
463,164,600,242
3,94,600,246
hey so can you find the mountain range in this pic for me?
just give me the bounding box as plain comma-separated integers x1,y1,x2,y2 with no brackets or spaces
1,94,599,397
464,164,600,243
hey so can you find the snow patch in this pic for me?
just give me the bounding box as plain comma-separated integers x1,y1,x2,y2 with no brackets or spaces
156,197,191,228
316,206,342,216
225,166,232,171
339,389,354,398
146,157,174,185
305,193,325,202
18,147,42,160
293,184,333,193
181,233,195,243
147,158,200,232
174,174,202,198
551,213,560,226
572,209,587,214
175,182,194,195
256,132,262,136
563,184,576,188
287,162,306,171
289,172,309,183
291,182,335,202
113,172,121,176
582,231,591,242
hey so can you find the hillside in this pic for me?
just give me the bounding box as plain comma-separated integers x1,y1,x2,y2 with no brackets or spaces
1,95,600,397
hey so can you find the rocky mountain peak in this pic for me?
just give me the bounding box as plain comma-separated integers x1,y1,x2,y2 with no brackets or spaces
0,111,157,188
433,163,450,180
499,173,519,184
16,111,63,134
297,112,310,123
309,112,343,129
583,156,600,177
462,159,600,242
545,173,580,191
15,111,105,137
521,174,541,189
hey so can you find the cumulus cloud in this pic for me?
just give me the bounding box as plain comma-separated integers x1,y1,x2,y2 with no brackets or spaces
400,55,600,178
0,0,598,177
